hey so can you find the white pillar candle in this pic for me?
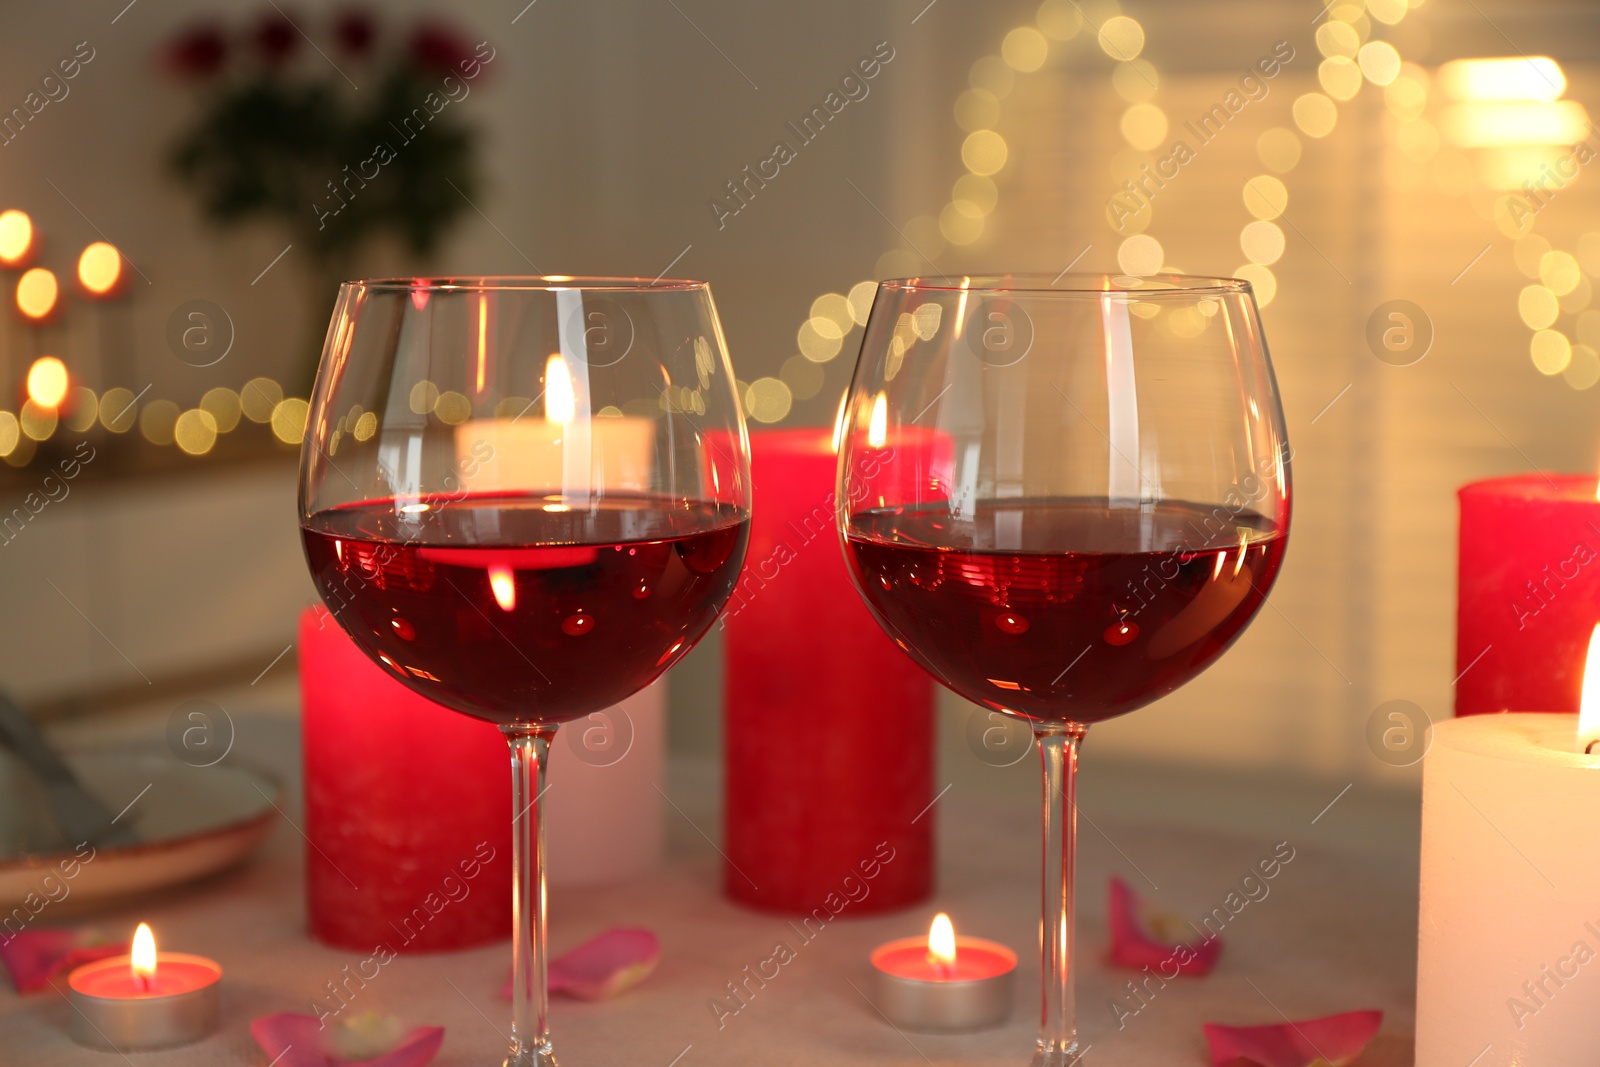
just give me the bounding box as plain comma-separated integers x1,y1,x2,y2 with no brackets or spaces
1417,712,1600,1066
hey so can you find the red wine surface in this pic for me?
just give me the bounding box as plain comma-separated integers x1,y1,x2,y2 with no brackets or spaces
303,494,748,725
844,498,1286,723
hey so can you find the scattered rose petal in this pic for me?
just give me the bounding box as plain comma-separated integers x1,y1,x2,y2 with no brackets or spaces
501,927,659,1002
251,1012,443,1067
1204,1009,1383,1067
0,929,126,994
1107,876,1222,976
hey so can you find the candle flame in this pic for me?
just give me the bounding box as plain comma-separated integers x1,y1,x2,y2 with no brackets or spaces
488,565,516,612
545,354,576,425
927,913,957,967
867,392,888,449
131,923,156,987
1578,624,1600,750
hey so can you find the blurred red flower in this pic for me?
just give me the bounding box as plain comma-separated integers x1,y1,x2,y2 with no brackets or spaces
407,21,475,75
333,9,377,57
254,12,300,65
165,24,227,77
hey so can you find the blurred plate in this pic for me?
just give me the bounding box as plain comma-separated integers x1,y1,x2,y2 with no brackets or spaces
0,748,279,910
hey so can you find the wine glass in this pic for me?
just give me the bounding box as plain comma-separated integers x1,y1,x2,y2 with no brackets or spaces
835,274,1290,1063
298,277,751,1066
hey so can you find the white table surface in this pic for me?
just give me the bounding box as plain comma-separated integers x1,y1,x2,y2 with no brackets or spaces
3,704,1419,1066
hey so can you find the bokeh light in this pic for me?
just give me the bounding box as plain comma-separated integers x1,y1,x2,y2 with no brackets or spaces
1001,26,1049,72
954,88,1001,132
16,268,58,320
241,378,283,423
1565,344,1600,389
201,386,242,432
64,387,98,432
1257,127,1303,173
1240,221,1286,265
780,354,825,400
969,56,1016,98
435,391,471,425
1235,264,1278,308
0,211,32,267
1315,21,1360,59
1518,285,1560,329
1116,234,1164,276
0,412,18,457
798,319,844,362
962,130,1009,176
174,409,219,455
1293,93,1339,138
744,378,792,424
1530,329,1572,375
140,399,179,445
847,280,878,326
1242,175,1289,220
77,242,122,295
1318,57,1363,101
271,398,310,444
1111,60,1159,103
19,400,56,441
1539,251,1582,295
954,173,999,216
1357,42,1402,86
1120,104,1168,151
99,387,137,432
26,356,69,409
1035,0,1082,40
1097,16,1145,60
940,202,985,244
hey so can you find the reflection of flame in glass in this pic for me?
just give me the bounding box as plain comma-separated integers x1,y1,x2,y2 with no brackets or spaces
132,923,157,989
1578,625,1600,751
488,565,516,612
928,913,957,967
832,393,849,454
868,392,887,449
545,354,576,425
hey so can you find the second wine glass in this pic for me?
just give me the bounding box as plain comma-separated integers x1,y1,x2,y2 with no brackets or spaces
299,277,751,1066
836,273,1290,1064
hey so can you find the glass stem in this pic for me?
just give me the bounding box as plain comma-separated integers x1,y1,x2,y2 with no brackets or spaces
1034,723,1087,1067
502,725,559,1067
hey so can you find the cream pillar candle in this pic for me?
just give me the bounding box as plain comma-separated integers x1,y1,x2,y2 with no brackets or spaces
1417,712,1600,1067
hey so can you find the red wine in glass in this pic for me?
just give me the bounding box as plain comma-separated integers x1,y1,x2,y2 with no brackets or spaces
845,498,1286,724
302,494,749,725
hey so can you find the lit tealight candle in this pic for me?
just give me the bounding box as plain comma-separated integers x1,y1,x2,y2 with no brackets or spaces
1417,624,1600,1066
67,923,221,1051
870,913,1016,1032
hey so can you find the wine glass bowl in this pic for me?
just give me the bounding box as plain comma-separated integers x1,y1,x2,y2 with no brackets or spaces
836,273,1289,1062
299,276,750,1066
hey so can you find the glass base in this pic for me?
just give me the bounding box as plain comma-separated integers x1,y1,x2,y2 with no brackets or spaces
1032,1038,1084,1066
504,1040,558,1067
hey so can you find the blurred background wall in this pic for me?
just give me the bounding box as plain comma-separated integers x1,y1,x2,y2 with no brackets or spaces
0,0,1596,794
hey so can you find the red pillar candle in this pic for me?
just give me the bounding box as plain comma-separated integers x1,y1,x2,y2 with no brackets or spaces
299,606,511,951
722,428,936,913
1457,474,1600,715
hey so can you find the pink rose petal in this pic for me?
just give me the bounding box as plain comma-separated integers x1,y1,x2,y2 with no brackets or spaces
1204,1009,1383,1067
0,929,127,994
500,927,659,1001
250,1012,444,1067
1107,876,1222,976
